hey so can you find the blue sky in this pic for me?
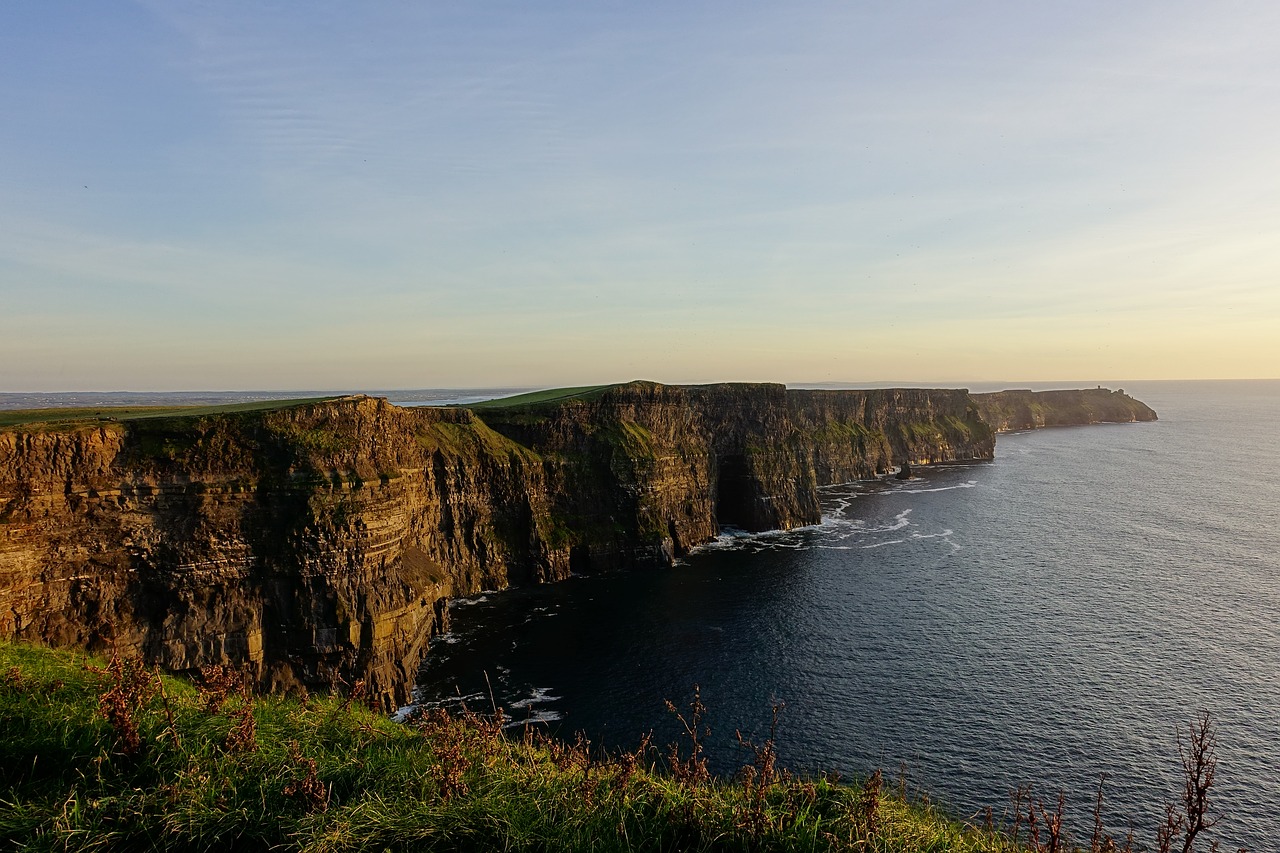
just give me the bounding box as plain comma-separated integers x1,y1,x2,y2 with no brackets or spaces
2,1,1278,391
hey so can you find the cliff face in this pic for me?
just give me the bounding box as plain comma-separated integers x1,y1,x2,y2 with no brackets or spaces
0,398,564,707
477,383,993,567
0,383,1135,705
972,388,1157,432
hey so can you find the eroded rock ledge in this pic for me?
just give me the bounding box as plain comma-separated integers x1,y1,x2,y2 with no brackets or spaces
0,382,1154,707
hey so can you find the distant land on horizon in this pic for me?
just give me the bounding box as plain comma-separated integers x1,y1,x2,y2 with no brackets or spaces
0,388,532,411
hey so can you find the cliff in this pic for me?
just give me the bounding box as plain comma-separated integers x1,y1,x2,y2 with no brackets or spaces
972,388,1157,432
475,382,992,568
0,383,1139,706
0,398,561,708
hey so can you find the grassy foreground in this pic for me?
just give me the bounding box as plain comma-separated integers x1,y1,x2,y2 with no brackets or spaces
0,642,1041,853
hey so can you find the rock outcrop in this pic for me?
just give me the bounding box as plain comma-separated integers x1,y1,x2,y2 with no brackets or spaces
0,383,1148,706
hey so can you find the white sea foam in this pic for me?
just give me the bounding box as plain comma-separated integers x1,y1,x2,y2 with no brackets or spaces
503,709,565,728
398,682,539,722
817,479,876,493
862,539,906,549
898,481,977,494
879,509,913,531
695,511,866,554
824,494,862,518
398,690,491,721
504,686,565,722
681,487,963,555
690,506,929,555
695,527,791,552
910,529,962,551
509,687,561,709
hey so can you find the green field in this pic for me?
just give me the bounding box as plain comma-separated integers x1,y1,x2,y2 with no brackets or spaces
0,397,338,430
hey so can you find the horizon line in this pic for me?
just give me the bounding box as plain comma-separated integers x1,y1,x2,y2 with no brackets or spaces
3,376,1279,397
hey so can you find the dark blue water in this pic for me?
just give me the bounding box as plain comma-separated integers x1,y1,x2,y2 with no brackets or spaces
414,380,1280,850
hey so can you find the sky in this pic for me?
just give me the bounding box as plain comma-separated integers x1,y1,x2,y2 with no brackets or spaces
2,1,1279,391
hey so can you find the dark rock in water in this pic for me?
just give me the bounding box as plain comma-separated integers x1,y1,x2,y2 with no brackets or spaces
895,461,912,480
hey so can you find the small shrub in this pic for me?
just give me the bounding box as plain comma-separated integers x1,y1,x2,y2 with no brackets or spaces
664,684,710,787
88,649,157,758
734,699,783,838
282,740,328,812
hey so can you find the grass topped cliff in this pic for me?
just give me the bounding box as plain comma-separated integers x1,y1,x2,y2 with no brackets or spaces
0,396,340,430
1,641,1096,852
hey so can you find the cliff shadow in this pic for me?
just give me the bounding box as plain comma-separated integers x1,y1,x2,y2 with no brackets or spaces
713,453,756,531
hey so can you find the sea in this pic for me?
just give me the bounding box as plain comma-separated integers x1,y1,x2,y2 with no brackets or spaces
409,380,1280,851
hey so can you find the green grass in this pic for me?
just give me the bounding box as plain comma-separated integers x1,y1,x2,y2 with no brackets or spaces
468,385,615,409
0,398,340,430
1,641,1038,853
417,416,541,464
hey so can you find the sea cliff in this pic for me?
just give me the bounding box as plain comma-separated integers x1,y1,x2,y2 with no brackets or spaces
0,383,1153,706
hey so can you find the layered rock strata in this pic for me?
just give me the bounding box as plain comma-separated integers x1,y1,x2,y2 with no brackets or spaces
0,400,557,707
0,383,1151,706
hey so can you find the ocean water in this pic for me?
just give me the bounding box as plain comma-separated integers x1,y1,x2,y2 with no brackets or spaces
414,380,1280,850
